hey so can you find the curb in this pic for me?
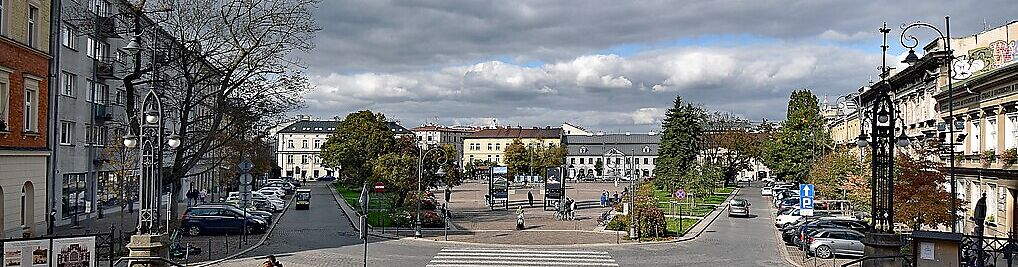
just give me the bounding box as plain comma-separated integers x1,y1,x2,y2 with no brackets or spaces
633,186,742,245
193,192,294,267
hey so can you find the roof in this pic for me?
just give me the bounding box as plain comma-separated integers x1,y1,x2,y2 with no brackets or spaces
465,127,561,139
276,120,410,135
563,134,660,156
277,120,339,134
562,133,660,144
386,122,411,135
411,125,479,133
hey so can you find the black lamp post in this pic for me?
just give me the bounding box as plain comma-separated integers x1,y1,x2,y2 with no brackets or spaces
416,141,446,238
122,90,182,235
899,16,957,233
855,23,912,265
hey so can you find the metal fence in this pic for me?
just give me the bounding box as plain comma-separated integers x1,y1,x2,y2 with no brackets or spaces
961,234,1018,267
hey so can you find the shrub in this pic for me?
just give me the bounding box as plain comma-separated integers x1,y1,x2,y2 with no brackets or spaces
605,183,667,238
1002,148,1018,166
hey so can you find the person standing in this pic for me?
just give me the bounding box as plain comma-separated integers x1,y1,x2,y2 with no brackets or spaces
527,191,534,207
600,191,607,207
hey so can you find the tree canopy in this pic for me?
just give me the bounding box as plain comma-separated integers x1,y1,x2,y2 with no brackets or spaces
764,89,831,182
320,110,396,184
654,96,706,190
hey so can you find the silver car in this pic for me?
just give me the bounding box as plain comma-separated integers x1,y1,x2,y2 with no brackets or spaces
727,199,750,217
808,229,865,259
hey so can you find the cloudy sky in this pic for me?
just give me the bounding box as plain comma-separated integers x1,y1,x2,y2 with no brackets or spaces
294,1,1017,132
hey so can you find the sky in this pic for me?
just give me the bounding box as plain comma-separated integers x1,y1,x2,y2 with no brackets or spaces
292,0,1018,132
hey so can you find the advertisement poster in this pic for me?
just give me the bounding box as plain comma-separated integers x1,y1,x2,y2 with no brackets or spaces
3,240,50,267
50,237,94,267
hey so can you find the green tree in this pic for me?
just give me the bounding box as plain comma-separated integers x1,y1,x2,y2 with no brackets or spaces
368,152,418,207
764,90,831,182
807,149,860,200
655,96,707,190
320,110,396,185
504,139,529,177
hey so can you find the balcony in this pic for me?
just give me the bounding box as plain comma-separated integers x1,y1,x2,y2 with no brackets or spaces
96,16,118,39
95,58,116,80
93,103,113,123
952,150,1018,171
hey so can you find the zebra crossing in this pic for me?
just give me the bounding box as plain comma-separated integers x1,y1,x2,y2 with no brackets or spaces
426,247,619,267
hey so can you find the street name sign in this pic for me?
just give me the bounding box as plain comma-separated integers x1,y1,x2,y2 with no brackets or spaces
799,184,815,216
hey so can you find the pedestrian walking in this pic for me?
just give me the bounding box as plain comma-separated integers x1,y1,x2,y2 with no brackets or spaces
527,191,534,207
612,192,619,206
48,209,56,235
199,189,207,204
128,194,135,214
262,255,282,267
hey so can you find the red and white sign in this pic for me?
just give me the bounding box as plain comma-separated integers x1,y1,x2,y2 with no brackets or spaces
373,182,385,193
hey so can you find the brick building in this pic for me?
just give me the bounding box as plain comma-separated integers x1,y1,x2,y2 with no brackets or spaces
0,0,52,237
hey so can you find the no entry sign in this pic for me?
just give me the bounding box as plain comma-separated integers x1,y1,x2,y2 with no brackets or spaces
374,182,385,193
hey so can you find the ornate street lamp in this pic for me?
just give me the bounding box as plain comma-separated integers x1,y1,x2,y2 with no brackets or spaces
121,90,183,235
416,141,447,238
899,17,958,233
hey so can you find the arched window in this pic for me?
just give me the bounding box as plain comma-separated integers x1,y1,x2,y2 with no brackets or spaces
643,146,650,153
21,182,34,230
579,146,587,153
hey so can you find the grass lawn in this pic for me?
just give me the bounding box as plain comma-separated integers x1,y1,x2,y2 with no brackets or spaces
333,182,406,227
666,218,700,236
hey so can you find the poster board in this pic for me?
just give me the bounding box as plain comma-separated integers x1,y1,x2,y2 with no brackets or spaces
51,236,95,267
3,240,49,267
489,166,509,210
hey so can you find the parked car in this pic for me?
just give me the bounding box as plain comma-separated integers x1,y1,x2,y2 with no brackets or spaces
778,197,800,210
808,229,866,258
266,182,295,194
791,218,868,247
775,209,831,228
761,186,773,196
258,188,286,200
228,192,285,212
727,198,750,217
181,206,268,236
316,175,336,181
198,203,272,221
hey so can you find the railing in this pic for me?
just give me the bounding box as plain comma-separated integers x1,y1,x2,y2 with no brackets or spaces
960,234,1018,267
96,16,118,39
840,255,913,267
96,58,116,79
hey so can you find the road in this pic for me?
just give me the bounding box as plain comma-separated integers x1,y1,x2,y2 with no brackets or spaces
214,182,787,267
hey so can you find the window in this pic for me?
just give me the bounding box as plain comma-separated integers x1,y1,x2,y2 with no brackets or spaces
0,0,5,36
0,70,8,130
972,121,981,154
86,38,109,59
23,79,39,132
579,158,585,164
89,0,110,16
288,140,294,148
468,155,474,162
286,155,293,164
62,72,76,96
302,155,308,164
487,143,492,150
988,117,998,152
999,187,1008,225
570,158,575,164
85,124,106,146
643,158,648,165
1008,113,1018,149
27,6,38,48
495,154,500,163
314,139,320,149
62,173,87,217
579,146,587,153
302,140,308,149
86,80,108,103
114,89,123,105
60,121,74,145
495,143,500,151
62,24,77,49
643,145,651,153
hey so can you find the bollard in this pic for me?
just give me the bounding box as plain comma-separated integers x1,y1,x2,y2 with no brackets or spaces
208,239,212,261
225,234,230,255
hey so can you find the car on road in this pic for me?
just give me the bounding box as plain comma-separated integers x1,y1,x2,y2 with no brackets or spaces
808,229,866,258
727,198,750,217
181,206,268,236
761,186,773,196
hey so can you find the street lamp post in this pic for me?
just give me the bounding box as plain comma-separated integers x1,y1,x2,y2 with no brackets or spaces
122,90,182,235
416,141,447,238
629,149,637,240
855,23,913,265
899,17,957,233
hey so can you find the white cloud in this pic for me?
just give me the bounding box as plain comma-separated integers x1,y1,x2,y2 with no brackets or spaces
302,42,877,131
819,30,874,42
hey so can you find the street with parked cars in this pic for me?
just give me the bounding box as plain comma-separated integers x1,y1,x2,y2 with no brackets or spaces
762,181,870,261
180,178,300,236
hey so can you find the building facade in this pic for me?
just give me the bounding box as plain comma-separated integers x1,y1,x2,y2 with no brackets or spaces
411,125,478,167
563,133,660,180
461,127,561,166
276,119,409,181
0,0,52,237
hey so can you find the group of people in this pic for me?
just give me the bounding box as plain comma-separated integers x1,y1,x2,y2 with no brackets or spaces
185,188,207,207
599,189,627,207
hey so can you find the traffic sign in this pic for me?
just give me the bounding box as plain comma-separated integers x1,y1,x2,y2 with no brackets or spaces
674,189,686,200
240,173,253,185
373,182,385,193
239,159,254,172
799,184,815,216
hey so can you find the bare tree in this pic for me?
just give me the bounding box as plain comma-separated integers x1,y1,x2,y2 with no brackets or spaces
119,0,319,219
700,112,759,188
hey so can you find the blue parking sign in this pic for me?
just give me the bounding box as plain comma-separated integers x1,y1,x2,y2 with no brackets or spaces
799,184,815,213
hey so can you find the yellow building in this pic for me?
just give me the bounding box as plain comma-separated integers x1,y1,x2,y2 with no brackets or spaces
462,127,561,165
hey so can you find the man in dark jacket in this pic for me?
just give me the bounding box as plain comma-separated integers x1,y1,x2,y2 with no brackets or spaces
527,191,534,207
